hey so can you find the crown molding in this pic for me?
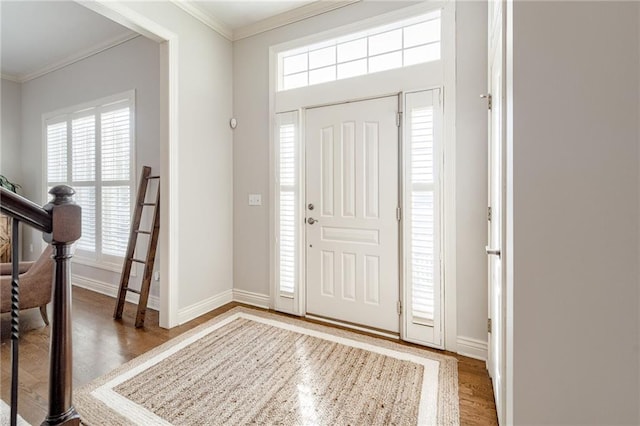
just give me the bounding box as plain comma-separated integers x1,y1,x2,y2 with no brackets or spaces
6,31,139,84
233,0,361,41
0,73,21,83
169,0,233,41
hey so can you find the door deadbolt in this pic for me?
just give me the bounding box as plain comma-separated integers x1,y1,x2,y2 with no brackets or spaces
308,203,314,210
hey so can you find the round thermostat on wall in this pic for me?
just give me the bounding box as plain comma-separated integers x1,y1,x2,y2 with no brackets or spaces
230,118,237,129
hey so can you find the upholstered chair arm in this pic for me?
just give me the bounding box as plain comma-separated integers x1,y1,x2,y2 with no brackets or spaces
0,261,34,276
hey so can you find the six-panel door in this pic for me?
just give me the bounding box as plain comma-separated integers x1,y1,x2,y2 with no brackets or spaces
305,96,399,333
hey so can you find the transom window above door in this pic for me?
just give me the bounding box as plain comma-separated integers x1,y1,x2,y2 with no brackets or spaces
277,9,441,91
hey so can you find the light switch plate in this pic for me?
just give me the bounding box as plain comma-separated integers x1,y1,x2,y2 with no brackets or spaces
248,194,262,206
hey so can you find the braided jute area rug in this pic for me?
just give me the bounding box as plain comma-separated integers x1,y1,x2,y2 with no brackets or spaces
75,307,459,425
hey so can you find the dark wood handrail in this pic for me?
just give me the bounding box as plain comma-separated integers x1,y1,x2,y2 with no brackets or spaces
0,187,52,233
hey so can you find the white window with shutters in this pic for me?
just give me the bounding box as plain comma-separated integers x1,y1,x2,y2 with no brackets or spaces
273,110,301,314
403,89,443,347
44,91,135,270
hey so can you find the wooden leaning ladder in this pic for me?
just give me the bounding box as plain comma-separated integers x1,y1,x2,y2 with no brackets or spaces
114,166,160,327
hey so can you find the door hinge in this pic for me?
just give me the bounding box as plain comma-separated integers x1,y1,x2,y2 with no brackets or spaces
397,301,402,315
396,207,402,221
488,318,492,333
488,206,492,222
481,93,492,110
395,112,402,127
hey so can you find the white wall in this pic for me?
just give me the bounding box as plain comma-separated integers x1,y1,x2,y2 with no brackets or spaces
107,2,234,318
233,1,488,346
508,2,639,423
1,78,22,187
455,1,488,346
20,36,161,299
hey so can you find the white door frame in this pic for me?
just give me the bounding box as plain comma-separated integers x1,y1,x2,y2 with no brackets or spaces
78,1,180,328
269,2,457,351
487,0,507,423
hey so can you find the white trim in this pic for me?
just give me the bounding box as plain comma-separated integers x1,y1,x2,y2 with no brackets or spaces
232,289,271,309
402,88,444,350
90,311,440,426
15,32,139,83
457,336,488,361
78,2,176,43
73,256,133,275
168,0,233,41
269,1,457,353
233,0,360,41
505,0,515,423
272,110,303,315
269,2,448,58
165,0,359,42
43,89,137,270
177,290,233,325
441,1,457,354
1,73,21,83
72,275,160,311
158,36,180,329
80,1,180,329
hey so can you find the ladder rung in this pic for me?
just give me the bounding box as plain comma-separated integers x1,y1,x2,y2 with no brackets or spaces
127,288,141,295
130,258,146,264
135,230,152,235
140,203,156,206
146,176,160,179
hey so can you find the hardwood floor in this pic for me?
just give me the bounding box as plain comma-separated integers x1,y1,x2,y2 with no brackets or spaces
1,287,497,425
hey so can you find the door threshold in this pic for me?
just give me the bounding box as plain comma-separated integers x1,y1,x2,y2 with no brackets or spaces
305,313,399,340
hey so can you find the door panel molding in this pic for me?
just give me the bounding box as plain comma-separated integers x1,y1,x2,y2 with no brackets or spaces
305,96,400,333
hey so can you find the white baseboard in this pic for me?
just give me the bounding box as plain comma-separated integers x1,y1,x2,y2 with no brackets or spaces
232,289,271,309
177,289,233,325
457,336,488,361
72,275,160,311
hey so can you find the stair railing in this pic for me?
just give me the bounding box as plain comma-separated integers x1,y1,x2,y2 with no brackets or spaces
0,185,81,426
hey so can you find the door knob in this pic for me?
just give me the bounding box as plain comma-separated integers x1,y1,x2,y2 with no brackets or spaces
485,246,501,257
307,217,317,225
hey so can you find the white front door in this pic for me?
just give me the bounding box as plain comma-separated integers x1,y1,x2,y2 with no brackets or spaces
305,96,399,333
487,0,506,423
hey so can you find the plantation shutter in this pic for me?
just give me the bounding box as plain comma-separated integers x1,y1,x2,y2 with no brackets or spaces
410,106,435,321
101,106,132,257
74,186,96,253
47,122,67,183
101,107,131,181
71,115,95,181
278,122,296,294
45,92,134,266
70,115,97,253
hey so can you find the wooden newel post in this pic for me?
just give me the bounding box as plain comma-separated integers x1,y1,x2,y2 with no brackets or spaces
42,186,81,426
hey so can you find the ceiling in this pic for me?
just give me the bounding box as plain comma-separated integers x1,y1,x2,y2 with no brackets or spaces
1,0,359,83
1,1,134,80
195,1,316,30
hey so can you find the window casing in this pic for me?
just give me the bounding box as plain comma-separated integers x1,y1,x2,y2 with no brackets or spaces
403,89,443,346
45,91,135,270
275,111,299,299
